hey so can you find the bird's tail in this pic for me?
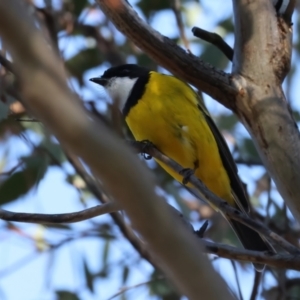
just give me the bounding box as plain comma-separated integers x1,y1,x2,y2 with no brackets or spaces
186,186,274,271
228,218,274,272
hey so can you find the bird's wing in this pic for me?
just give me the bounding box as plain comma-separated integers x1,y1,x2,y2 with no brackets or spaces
197,99,250,213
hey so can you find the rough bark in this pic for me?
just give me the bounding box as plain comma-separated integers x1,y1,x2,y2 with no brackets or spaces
232,0,300,220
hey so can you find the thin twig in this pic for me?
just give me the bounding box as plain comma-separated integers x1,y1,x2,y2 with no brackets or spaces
202,239,300,270
170,0,190,50
192,27,234,61
35,7,59,53
231,261,243,300
0,53,15,73
16,118,40,122
0,202,120,224
265,175,272,225
250,271,262,300
234,157,263,166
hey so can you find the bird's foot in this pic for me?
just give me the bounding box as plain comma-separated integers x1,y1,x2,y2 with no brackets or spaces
139,140,155,160
179,168,194,185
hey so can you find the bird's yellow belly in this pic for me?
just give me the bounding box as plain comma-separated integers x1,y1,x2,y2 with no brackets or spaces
125,99,233,204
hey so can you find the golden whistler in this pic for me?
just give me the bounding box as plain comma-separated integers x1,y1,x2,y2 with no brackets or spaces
90,64,273,271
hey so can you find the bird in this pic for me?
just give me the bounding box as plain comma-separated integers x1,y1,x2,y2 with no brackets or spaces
90,64,273,270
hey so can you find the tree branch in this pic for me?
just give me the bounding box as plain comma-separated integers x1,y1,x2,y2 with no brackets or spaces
96,0,238,109
171,0,190,50
232,0,300,222
250,271,262,300
192,27,234,61
0,52,14,73
0,202,120,224
273,0,296,21
0,1,233,298
130,141,300,255
202,239,300,270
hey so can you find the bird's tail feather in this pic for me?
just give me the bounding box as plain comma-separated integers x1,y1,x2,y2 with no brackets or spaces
228,219,274,272
185,186,274,271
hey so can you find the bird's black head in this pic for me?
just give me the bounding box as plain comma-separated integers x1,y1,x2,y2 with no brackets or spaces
89,64,149,86
89,65,151,112
102,64,149,79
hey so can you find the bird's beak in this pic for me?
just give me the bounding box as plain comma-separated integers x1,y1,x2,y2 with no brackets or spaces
89,77,108,86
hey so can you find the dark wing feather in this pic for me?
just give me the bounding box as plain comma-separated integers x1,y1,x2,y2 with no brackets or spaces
197,103,250,213
196,98,274,264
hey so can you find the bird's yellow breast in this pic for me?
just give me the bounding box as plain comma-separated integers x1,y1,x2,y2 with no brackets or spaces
125,72,233,204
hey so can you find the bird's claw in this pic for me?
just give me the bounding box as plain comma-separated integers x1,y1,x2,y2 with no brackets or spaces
179,168,194,185
139,140,155,160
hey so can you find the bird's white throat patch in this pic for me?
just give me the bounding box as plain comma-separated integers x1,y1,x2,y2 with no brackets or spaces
104,77,138,111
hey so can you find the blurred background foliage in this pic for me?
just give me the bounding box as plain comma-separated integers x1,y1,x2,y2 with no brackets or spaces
0,0,300,299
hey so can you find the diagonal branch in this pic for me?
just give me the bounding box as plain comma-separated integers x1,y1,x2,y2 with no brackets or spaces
201,239,300,270
0,202,120,224
96,0,238,109
250,271,262,300
0,52,15,73
66,151,159,269
192,27,234,61
130,141,300,255
170,0,190,50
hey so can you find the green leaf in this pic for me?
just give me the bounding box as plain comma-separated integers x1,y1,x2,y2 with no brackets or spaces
218,17,234,33
122,265,129,284
200,42,229,69
74,0,88,17
20,117,45,136
288,280,300,297
66,48,103,85
0,154,49,205
41,139,66,164
45,223,72,230
136,0,170,19
216,114,238,131
262,279,300,300
136,54,157,69
0,100,10,122
102,238,110,266
0,118,24,138
83,258,94,293
21,154,49,185
296,17,300,54
56,291,80,300
149,270,180,299
292,108,300,122
62,0,88,18
239,138,260,161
